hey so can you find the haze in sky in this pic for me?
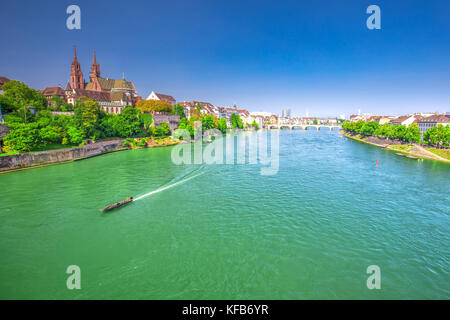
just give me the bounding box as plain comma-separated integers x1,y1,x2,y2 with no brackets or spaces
1,0,449,117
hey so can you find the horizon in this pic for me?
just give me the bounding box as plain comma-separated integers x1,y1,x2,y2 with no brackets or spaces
1,0,449,117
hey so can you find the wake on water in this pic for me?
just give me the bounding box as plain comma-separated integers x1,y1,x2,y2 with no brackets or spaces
133,166,206,201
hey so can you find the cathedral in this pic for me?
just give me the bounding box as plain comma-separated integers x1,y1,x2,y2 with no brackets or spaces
65,46,139,114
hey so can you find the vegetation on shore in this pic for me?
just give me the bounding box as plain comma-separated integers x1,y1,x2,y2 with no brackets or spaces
342,120,449,148
0,81,174,154
0,81,251,156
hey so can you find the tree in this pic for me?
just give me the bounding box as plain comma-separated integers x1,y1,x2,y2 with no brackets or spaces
230,114,243,129
66,126,84,145
393,125,407,140
3,123,43,152
313,119,318,125
40,125,63,144
218,118,227,133
361,121,380,136
136,100,172,113
423,124,450,148
404,124,420,143
74,97,100,136
113,106,143,138
2,80,47,111
50,95,65,110
201,114,216,131
171,104,186,118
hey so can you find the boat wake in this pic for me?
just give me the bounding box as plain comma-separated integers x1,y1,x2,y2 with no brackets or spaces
133,170,205,201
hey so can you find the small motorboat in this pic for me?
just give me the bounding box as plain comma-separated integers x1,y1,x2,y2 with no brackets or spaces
396,153,406,157
100,197,133,212
406,155,419,160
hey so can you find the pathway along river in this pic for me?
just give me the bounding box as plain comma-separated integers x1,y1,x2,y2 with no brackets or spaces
0,129,449,299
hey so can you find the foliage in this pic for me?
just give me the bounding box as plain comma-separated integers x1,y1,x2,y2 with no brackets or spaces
112,106,144,138
423,124,450,148
74,97,101,136
202,114,216,131
230,114,243,129
217,118,227,133
170,104,186,118
3,123,42,152
136,100,172,113
139,113,153,129
1,80,47,112
343,120,449,148
360,121,380,136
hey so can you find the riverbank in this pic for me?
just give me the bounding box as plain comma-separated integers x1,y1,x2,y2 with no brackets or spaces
343,131,450,163
0,136,181,173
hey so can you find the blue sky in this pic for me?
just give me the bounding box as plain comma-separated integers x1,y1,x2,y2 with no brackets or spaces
1,0,449,117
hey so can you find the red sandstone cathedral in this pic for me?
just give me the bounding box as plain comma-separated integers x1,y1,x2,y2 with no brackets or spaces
42,46,139,114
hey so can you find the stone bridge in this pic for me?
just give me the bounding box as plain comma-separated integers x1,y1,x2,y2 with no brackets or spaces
267,124,342,131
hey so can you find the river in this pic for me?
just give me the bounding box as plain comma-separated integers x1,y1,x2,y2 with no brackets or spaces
0,129,449,299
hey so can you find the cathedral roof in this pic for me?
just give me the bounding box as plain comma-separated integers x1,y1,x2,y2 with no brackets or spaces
71,89,112,102
85,77,134,91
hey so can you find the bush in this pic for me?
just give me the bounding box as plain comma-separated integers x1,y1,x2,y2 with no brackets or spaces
136,100,172,113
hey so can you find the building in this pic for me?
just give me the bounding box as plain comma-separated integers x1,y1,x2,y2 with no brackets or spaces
281,108,291,118
417,114,450,136
146,91,176,107
64,46,139,113
40,86,66,106
250,111,272,117
0,76,10,95
389,115,416,127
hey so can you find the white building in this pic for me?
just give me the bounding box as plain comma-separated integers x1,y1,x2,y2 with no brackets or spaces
146,91,176,107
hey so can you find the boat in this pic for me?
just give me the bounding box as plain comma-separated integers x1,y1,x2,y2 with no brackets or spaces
406,155,419,160
396,153,406,157
100,197,133,212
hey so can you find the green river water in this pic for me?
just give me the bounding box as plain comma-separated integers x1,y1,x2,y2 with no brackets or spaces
0,130,449,299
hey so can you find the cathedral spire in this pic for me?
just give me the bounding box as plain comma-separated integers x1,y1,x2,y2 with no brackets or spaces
73,45,78,62
70,45,84,89
90,48,101,81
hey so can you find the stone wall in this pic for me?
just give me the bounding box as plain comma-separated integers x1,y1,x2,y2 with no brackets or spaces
152,113,180,131
0,139,126,173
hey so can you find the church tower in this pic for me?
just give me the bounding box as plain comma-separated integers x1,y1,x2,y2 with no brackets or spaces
90,49,101,81
70,45,84,89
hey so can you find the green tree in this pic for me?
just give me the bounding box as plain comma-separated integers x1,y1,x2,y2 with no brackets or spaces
201,114,216,131
2,80,47,112
66,126,84,145
3,123,43,152
393,125,407,140
136,100,173,113
171,104,186,118
74,98,101,136
230,114,243,129
404,124,420,143
218,118,227,133
361,121,380,136
113,106,143,138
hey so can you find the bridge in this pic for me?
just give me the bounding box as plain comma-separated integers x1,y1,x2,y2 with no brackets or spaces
267,124,342,131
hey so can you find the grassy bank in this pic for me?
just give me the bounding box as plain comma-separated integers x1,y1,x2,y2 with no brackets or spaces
342,131,450,163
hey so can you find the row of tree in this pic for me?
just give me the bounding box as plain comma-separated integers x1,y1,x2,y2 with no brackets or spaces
2,97,171,153
342,120,449,148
